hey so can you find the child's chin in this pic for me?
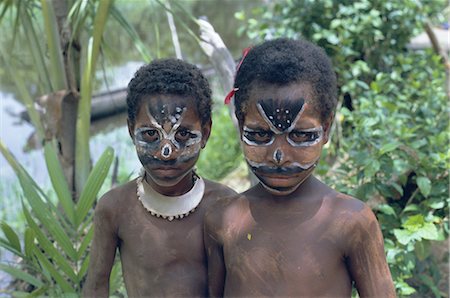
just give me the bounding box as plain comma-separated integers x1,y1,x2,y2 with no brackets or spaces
147,170,191,187
256,174,309,196
260,182,300,196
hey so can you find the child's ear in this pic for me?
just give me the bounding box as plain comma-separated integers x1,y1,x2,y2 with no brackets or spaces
322,114,334,144
127,118,135,144
201,119,212,149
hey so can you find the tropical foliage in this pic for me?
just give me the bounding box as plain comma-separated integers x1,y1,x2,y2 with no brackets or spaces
0,142,114,296
238,0,449,296
0,0,117,295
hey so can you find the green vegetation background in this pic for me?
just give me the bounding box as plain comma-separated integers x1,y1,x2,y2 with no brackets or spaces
0,0,448,297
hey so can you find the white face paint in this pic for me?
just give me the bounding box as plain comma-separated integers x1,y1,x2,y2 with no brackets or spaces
134,105,203,162
242,113,323,149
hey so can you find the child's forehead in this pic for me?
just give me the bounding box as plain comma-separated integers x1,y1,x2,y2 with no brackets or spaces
137,94,201,123
247,81,314,102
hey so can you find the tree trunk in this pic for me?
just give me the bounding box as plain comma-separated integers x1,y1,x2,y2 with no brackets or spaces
50,0,81,197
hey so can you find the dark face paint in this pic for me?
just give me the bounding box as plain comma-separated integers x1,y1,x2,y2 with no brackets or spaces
132,95,204,187
241,82,326,195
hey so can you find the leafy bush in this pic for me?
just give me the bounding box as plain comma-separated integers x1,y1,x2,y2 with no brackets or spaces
238,0,449,296
197,104,244,181
0,143,116,296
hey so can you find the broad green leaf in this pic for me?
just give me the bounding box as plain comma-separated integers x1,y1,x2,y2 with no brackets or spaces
76,147,114,226
364,159,380,178
44,141,75,225
414,240,430,261
375,204,396,217
77,225,94,259
78,254,90,280
396,280,416,295
417,222,439,240
403,204,419,213
416,176,431,197
1,221,21,252
0,264,44,288
393,229,417,245
18,170,77,261
426,199,445,209
403,214,425,232
0,238,24,258
22,204,78,283
34,247,75,293
379,142,399,155
24,227,35,259
76,0,113,191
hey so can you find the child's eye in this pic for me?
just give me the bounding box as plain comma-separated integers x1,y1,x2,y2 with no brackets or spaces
175,129,194,142
143,129,160,142
244,130,273,144
289,131,319,143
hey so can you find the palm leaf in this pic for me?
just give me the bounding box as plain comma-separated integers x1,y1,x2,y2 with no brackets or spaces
67,0,90,40
0,221,21,252
23,204,78,283
78,254,90,281
0,264,44,288
34,247,75,293
44,141,76,225
23,227,35,259
19,170,77,261
76,147,114,226
75,0,112,191
110,4,152,62
77,224,93,260
0,238,24,258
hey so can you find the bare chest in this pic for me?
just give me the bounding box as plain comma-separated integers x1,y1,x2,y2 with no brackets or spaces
222,214,352,296
118,200,206,269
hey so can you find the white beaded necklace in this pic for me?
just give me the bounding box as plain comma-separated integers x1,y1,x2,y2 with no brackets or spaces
136,168,205,221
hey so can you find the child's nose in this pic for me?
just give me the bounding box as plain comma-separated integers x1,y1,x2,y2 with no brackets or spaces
159,140,176,160
269,136,292,165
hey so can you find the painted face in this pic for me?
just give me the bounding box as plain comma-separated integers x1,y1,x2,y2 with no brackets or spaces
241,82,329,196
130,94,206,187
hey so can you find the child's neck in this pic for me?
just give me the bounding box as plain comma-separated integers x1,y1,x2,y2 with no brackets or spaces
145,172,196,196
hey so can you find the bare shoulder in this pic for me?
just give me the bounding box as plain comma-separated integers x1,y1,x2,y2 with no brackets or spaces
94,179,138,224
201,178,238,207
204,192,248,239
329,191,377,224
324,191,380,244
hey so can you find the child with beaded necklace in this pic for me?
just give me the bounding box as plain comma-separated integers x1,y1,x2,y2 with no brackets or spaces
83,59,236,297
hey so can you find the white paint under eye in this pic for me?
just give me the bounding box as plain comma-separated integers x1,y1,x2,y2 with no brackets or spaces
242,125,275,146
287,126,323,147
291,159,319,170
185,130,202,146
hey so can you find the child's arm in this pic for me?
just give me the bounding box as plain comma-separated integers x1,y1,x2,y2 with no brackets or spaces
204,210,226,297
82,195,118,297
346,203,396,297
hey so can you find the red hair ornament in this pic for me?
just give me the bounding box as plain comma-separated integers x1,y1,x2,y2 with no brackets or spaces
224,47,251,105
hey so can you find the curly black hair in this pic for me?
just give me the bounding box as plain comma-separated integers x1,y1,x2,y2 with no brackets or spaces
126,58,212,125
234,38,337,123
